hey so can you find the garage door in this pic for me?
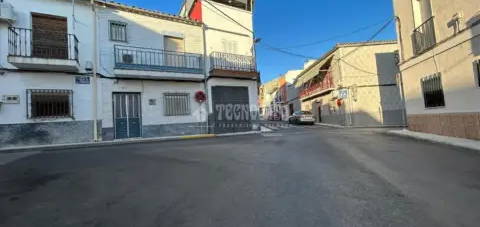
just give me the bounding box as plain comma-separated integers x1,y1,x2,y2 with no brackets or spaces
212,86,251,134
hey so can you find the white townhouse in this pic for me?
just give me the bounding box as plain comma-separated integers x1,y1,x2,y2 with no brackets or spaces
0,0,260,148
94,1,208,140
0,0,96,148
180,0,260,134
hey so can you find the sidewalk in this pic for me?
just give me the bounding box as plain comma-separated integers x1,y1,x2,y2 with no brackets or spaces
0,131,261,154
388,129,480,152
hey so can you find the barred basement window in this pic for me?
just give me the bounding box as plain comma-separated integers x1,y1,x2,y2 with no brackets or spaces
421,73,445,108
164,93,190,116
110,21,127,42
27,89,73,118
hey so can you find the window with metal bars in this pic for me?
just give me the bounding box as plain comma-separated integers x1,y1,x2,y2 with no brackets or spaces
421,73,445,108
164,93,191,116
27,89,73,118
110,21,127,42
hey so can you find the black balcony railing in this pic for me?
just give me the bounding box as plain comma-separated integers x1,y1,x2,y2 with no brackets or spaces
412,16,436,55
114,45,203,74
210,52,257,72
8,27,79,61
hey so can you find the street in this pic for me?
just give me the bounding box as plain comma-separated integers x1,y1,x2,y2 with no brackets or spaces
1,126,480,227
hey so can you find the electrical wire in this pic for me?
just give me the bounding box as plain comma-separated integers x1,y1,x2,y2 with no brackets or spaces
279,18,392,49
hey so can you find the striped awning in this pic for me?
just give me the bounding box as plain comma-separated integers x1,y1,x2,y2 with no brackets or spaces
295,54,336,87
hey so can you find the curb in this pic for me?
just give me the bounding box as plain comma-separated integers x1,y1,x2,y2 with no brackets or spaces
0,132,256,154
315,123,346,128
387,129,480,152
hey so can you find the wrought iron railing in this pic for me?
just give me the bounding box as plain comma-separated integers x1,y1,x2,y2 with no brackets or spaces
412,16,436,55
210,52,257,72
8,27,79,61
299,72,334,98
114,45,203,74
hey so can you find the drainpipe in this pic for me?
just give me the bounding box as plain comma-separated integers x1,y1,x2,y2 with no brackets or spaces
395,16,408,127
202,23,210,134
91,0,99,141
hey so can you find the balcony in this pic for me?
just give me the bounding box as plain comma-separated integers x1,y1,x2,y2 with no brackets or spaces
412,17,437,55
299,72,334,99
113,45,204,81
209,52,259,80
8,27,80,72
210,0,252,11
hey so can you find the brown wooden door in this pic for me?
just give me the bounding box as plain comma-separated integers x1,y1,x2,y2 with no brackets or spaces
31,13,68,59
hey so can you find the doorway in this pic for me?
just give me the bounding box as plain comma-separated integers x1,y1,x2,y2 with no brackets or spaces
317,106,322,123
113,93,142,139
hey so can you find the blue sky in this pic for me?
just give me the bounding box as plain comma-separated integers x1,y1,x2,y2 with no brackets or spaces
114,0,397,83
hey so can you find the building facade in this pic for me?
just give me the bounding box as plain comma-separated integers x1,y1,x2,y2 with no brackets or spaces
393,0,480,139
95,1,208,141
180,0,260,133
295,41,406,127
0,0,259,148
258,78,279,120
0,0,96,148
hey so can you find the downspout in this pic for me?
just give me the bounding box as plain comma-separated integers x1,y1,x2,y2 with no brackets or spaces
395,16,408,127
91,0,99,141
202,23,210,134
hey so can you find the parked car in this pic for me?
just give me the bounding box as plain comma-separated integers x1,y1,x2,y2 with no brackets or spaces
268,112,281,121
288,111,315,125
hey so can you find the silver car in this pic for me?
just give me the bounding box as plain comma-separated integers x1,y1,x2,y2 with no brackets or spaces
288,111,315,125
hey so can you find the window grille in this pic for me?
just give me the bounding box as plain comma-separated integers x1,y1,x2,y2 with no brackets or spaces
421,73,445,108
110,21,127,42
27,89,73,118
164,93,190,116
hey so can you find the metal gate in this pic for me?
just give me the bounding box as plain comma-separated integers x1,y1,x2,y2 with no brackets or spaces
212,86,251,134
113,93,142,139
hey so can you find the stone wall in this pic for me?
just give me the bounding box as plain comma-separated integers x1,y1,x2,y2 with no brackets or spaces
408,113,480,140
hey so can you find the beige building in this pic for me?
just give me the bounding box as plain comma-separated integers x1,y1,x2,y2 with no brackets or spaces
393,0,480,139
295,41,405,127
258,78,279,119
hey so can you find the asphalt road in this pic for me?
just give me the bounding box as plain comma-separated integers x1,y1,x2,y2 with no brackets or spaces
1,126,479,227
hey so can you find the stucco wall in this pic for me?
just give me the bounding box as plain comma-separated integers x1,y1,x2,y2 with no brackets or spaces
202,0,254,58
401,36,480,115
96,6,204,77
0,0,94,73
394,0,480,61
100,79,207,128
394,0,480,115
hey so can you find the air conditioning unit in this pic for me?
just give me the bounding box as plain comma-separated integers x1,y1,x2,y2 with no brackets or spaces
122,54,133,64
0,1,16,23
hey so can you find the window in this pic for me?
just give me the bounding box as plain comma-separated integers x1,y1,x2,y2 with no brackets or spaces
164,36,185,52
476,60,480,87
421,73,445,108
110,21,127,42
27,89,73,118
164,36,186,67
221,39,238,54
31,13,69,59
412,0,432,26
164,93,190,116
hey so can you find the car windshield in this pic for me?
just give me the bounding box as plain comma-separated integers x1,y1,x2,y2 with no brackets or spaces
300,111,312,115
